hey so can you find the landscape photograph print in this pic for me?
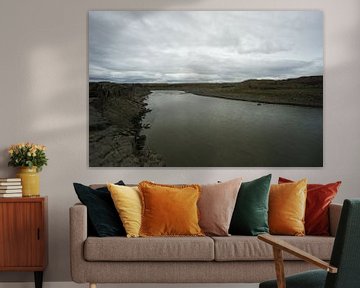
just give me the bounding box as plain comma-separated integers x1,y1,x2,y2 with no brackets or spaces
89,11,323,167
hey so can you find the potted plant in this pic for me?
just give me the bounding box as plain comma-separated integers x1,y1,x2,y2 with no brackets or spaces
8,143,48,197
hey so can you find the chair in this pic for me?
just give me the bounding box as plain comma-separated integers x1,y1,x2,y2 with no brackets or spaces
258,199,360,288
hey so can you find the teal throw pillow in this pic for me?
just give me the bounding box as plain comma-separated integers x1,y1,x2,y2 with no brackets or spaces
229,174,272,236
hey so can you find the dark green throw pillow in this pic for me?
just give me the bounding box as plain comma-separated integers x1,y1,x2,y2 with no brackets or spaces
229,174,272,236
73,181,126,237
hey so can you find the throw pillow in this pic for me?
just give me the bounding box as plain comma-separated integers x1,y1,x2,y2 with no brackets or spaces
73,181,126,237
107,183,142,238
229,174,272,236
269,179,307,236
279,177,341,236
198,177,242,236
138,181,203,237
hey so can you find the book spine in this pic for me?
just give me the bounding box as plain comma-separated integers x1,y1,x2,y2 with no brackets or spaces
0,178,21,182
0,183,22,186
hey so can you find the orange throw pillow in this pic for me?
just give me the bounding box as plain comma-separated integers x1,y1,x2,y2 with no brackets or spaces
278,177,341,236
138,181,204,237
269,179,307,236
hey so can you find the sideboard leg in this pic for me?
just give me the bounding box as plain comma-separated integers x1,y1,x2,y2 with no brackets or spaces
34,271,43,288
90,283,97,288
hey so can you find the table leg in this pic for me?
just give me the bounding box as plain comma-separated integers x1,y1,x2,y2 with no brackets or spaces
34,271,43,288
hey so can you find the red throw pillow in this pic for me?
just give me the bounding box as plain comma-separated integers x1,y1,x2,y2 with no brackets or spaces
278,177,341,236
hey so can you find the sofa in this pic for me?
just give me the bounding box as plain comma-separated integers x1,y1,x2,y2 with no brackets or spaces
70,201,342,287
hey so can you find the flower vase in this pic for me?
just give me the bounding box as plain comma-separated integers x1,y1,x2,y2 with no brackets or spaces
16,167,40,197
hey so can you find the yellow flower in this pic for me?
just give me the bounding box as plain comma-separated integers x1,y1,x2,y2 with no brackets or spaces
8,149,13,155
27,152,32,157
37,145,46,151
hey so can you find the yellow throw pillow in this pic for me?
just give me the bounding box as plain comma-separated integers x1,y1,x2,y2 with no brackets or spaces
269,179,307,236
107,183,142,238
138,181,204,237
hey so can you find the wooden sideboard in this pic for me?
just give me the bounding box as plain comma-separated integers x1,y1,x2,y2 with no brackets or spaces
0,197,47,288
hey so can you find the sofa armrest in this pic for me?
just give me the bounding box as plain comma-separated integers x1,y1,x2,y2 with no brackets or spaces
329,203,342,237
69,203,88,283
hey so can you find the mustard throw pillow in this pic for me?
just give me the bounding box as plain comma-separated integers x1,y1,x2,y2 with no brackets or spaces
269,179,307,236
138,181,204,237
107,183,142,238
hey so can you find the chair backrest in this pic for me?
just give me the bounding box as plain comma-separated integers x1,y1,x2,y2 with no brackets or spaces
325,199,360,288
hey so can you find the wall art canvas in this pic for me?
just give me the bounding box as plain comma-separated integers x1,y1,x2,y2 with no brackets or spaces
89,11,323,167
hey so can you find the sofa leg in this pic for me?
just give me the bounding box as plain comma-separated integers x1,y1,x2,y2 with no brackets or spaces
89,283,96,288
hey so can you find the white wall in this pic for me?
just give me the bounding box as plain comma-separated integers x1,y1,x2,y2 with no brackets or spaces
0,0,359,282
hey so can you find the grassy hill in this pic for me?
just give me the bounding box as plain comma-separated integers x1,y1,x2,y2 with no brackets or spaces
146,76,323,107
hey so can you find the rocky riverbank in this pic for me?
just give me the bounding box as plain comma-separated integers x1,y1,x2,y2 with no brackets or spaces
89,82,165,167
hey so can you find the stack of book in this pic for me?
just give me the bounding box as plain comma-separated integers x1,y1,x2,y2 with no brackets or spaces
0,178,22,197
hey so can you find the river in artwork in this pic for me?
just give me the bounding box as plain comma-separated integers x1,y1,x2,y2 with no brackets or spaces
141,90,323,167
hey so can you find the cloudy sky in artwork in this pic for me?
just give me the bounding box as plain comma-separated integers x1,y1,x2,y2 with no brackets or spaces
89,11,323,83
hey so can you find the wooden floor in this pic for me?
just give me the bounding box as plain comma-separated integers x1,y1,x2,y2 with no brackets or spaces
0,283,259,288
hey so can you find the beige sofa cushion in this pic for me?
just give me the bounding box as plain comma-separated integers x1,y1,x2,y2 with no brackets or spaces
212,235,334,261
84,236,214,261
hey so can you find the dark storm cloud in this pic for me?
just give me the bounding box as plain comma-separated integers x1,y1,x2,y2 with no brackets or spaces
89,11,323,83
